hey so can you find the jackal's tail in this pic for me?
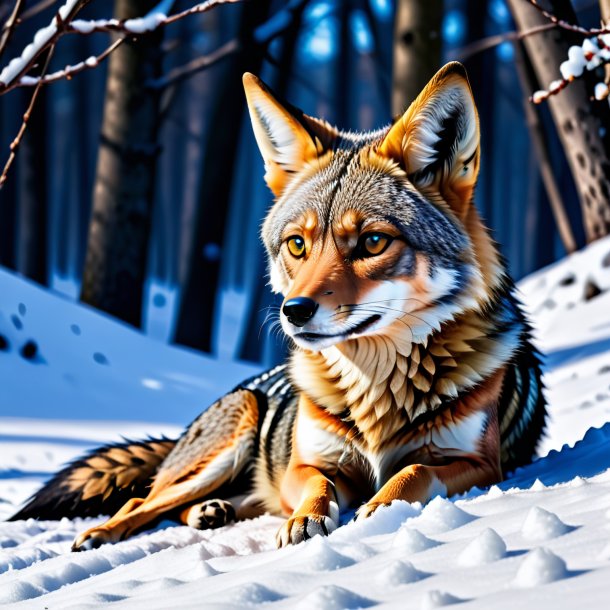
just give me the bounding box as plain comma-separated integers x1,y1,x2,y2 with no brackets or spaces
9,437,176,521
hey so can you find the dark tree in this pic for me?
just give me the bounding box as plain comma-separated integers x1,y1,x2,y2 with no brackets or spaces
80,0,164,327
174,0,272,353
392,0,443,116
508,0,610,242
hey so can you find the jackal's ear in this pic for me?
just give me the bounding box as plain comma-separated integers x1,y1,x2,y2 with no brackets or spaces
378,62,480,218
243,73,338,196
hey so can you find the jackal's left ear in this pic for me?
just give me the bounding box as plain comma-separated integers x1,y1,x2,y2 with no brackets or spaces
243,73,338,196
378,62,480,218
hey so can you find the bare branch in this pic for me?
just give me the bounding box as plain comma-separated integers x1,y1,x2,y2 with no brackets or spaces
455,22,556,60
0,0,91,93
0,0,26,63
147,38,239,90
14,37,124,89
526,0,597,35
0,0,240,94
21,0,58,21
0,43,56,188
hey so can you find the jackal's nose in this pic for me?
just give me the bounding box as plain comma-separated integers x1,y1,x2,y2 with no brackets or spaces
283,297,318,327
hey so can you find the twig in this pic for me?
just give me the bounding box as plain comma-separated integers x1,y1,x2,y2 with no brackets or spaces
60,0,241,35
147,38,239,90
0,0,26,63
526,0,596,35
455,22,556,60
14,36,124,89
21,0,58,21
0,0,240,94
0,43,56,188
0,0,91,93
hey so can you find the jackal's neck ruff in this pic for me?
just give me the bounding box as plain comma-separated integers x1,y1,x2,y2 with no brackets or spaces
290,208,521,451
243,64,534,452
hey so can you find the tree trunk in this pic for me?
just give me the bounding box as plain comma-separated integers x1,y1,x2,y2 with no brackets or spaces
80,0,163,326
16,85,48,284
174,0,271,353
391,0,442,116
507,0,610,242
601,1,610,86
239,1,305,364
513,40,577,253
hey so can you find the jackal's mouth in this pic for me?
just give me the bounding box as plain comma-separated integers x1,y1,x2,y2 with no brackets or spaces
294,314,382,342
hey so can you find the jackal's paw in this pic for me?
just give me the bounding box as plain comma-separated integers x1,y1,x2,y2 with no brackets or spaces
354,501,391,521
188,499,236,531
276,514,337,547
71,527,114,552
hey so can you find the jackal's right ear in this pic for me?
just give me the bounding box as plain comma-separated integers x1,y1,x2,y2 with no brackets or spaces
378,62,480,219
243,73,338,196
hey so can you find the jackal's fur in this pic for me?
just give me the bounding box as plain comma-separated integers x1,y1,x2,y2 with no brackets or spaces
11,63,546,550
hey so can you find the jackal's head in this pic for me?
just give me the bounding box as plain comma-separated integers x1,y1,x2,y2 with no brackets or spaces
244,62,500,351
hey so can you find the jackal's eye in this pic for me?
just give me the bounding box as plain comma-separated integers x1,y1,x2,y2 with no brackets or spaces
286,236,306,258
359,233,392,257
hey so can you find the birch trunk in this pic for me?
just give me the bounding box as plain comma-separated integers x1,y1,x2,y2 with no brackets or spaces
507,0,610,242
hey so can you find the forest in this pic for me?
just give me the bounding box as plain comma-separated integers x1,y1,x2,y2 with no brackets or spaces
0,0,609,368
2,2,610,607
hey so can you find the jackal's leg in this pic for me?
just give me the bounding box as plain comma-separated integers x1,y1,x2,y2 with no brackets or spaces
180,499,236,530
180,493,265,530
276,465,339,547
356,403,502,519
71,389,261,551
355,458,501,519
275,396,345,547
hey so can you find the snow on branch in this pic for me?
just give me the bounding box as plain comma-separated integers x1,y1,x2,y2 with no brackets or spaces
526,0,604,36
0,0,240,94
0,0,239,190
520,1,610,104
531,35,610,104
0,0,86,91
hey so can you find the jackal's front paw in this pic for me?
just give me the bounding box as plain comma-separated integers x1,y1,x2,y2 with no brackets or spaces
188,499,236,530
354,501,391,521
71,527,114,552
276,514,337,547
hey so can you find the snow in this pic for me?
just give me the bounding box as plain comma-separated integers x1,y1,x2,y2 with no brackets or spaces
513,548,568,588
0,0,80,87
520,506,573,542
456,528,506,567
123,14,167,34
1,235,610,608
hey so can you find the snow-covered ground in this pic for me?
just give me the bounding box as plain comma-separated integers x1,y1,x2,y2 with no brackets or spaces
1,237,610,608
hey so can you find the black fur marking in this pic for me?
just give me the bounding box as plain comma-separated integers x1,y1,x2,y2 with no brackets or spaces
320,519,329,536
9,437,175,521
302,517,310,540
264,387,297,479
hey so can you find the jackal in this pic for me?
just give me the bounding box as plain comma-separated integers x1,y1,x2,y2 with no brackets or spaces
11,62,546,550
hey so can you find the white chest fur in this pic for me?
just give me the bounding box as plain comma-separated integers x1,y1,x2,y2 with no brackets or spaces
295,406,488,491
